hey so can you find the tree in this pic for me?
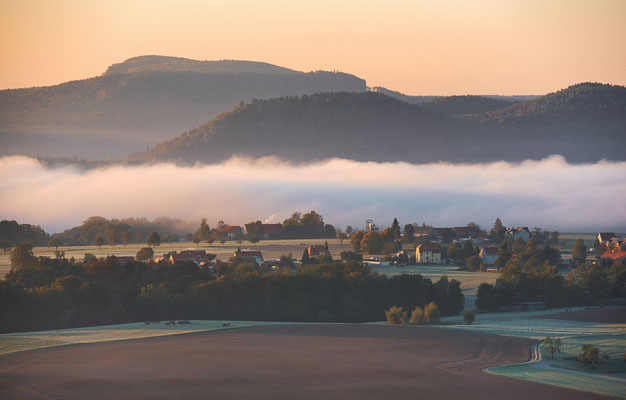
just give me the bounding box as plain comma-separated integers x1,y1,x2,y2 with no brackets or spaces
121,230,130,247
146,231,161,247
390,218,401,240
464,309,475,325
10,242,36,270
196,218,211,242
345,226,353,235
337,232,347,245
423,302,440,324
249,235,259,246
350,231,364,251
544,336,562,359
136,247,154,261
572,239,587,265
301,248,310,265
403,224,415,243
385,306,407,325
466,255,484,271
360,231,383,254
94,235,105,249
48,237,63,252
0,240,12,255
578,344,599,368
106,227,118,247
409,306,425,325
490,218,506,242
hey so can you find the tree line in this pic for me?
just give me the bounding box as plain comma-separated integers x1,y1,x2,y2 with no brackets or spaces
0,243,464,333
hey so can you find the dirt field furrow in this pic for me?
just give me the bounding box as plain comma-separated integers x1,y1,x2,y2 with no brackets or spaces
0,324,612,400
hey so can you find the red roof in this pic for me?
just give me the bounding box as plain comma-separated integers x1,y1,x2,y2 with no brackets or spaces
600,250,626,261
219,225,241,234
417,243,442,253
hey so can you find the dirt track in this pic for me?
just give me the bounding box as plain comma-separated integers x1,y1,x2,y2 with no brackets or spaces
0,324,610,399
537,306,626,323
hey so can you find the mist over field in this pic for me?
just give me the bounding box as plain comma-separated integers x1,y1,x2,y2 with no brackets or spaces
1,155,624,234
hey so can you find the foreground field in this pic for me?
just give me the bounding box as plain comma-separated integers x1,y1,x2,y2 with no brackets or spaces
438,306,626,397
0,324,606,400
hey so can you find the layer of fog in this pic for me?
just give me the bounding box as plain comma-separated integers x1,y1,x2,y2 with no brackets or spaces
1,155,624,234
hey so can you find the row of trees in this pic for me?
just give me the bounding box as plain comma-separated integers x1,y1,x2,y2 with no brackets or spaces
476,261,625,312
1,243,465,333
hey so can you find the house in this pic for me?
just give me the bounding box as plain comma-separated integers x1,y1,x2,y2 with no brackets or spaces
219,225,243,240
233,248,264,264
600,250,626,263
429,228,456,243
453,226,483,241
416,242,442,263
169,250,209,265
479,246,498,265
505,227,531,242
307,245,330,258
597,232,616,245
243,223,284,239
412,226,434,239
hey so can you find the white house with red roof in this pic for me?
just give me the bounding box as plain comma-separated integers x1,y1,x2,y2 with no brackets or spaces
416,242,442,263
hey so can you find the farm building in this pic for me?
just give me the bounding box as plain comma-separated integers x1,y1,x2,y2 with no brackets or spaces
218,225,243,239
169,250,211,265
307,245,330,258
416,242,442,263
452,226,483,241
243,223,284,239
479,246,498,265
234,248,264,264
597,232,616,245
115,256,135,264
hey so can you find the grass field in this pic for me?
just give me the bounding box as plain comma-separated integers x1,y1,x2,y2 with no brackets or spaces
0,320,297,355
436,307,626,398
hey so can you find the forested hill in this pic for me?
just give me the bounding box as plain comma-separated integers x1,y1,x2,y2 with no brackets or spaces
132,83,626,164
419,95,513,116
0,56,366,158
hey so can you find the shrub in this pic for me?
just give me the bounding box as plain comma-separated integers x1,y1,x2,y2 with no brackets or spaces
385,306,407,325
423,302,440,324
409,306,425,324
463,309,475,325
136,247,155,261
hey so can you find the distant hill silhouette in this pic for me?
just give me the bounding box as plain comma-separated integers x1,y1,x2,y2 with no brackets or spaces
419,96,513,117
0,56,366,158
132,83,626,164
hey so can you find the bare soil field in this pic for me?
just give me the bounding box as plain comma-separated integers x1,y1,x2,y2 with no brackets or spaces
536,306,626,324
0,324,609,400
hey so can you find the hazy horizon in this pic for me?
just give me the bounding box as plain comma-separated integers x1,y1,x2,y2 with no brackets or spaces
1,155,624,234
1,0,624,94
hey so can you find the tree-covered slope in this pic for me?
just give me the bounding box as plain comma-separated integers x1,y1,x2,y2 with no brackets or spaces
0,56,366,158
132,83,626,164
419,95,513,116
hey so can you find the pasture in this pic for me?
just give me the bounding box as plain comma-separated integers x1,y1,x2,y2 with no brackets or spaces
437,307,626,398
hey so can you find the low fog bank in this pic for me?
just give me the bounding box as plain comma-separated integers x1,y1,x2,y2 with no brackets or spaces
0,155,624,234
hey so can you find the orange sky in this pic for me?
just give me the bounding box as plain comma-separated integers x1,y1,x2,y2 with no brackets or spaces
1,0,624,94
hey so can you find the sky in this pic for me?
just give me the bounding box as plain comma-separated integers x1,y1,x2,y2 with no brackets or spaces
1,155,625,234
1,0,625,95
